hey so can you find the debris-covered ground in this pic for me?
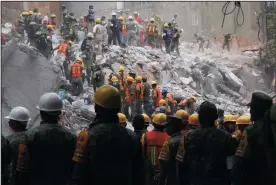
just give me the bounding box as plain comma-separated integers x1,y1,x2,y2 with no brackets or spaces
1,31,270,135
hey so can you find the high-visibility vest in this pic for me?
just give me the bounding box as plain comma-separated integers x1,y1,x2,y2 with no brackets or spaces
143,131,169,167
152,87,161,107
71,63,82,78
136,83,144,100
121,23,127,34
57,43,69,55
147,24,156,36
124,85,131,103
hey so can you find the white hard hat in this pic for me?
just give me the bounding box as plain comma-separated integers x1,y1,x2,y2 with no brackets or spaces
36,92,63,111
128,16,133,20
5,106,31,122
112,12,116,16
87,32,93,38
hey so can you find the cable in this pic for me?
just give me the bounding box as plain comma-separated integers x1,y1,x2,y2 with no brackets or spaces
221,1,244,28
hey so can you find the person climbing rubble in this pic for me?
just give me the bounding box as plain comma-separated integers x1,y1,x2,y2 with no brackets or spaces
15,92,77,185
146,18,158,48
126,16,138,46
92,18,105,56
178,96,197,115
193,33,205,52
135,76,144,115
161,89,172,115
142,76,152,116
163,23,173,54
118,113,127,127
4,106,31,185
171,27,181,56
118,16,127,45
122,76,134,120
81,32,94,86
92,65,105,92
86,5,95,33
61,5,68,23
141,113,170,185
110,12,121,46
70,58,84,96
152,81,162,109
49,14,57,29
222,33,231,51
71,85,144,185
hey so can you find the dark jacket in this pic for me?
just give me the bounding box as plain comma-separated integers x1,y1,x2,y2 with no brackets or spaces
2,136,11,185
15,122,77,185
110,18,120,33
163,27,173,40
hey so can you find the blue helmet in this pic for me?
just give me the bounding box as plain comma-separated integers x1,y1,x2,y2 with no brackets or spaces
161,89,168,94
159,106,166,113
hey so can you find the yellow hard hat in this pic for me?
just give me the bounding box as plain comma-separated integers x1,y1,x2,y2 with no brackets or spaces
118,113,127,123
75,58,83,64
142,113,151,123
47,25,54,30
236,115,250,125
96,18,101,23
159,99,166,107
175,110,189,120
118,66,125,72
50,14,56,18
22,11,29,16
224,115,236,123
190,96,197,102
127,76,134,82
152,81,157,85
150,18,155,22
164,23,169,27
189,113,199,125
119,16,124,20
38,12,41,16
111,76,118,82
152,113,167,125
28,11,33,15
93,85,121,109
68,40,73,45
136,76,142,81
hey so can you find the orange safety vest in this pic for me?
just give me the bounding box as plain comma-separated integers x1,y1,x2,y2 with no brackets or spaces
124,85,131,103
147,24,156,36
136,83,144,100
144,131,170,167
152,87,161,107
71,63,82,78
121,22,127,34
167,93,175,103
57,43,69,55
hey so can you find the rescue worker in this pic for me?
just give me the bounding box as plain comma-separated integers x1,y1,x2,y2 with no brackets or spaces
223,33,231,51
171,27,181,56
175,109,189,135
142,76,152,116
70,59,84,96
142,113,151,131
133,114,146,141
5,106,31,185
167,93,176,115
45,36,53,59
47,25,54,40
223,114,237,135
232,115,250,143
179,101,236,185
2,135,11,185
135,76,144,115
232,91,273,185
178,96,197,115
81,32,94,86
15,92,76,185
129,70,136,80
53,40,71,79
126,16,138,46
122,76,134,119
163,23,173,54
118,66,126,92
133,12,142,24
118,113,127,127
159,115,183,185
146,18,158,48
152,81,162,109
29,9,41,46
141,113,170,185
61,5,68,22
217,108,225,129
110,12,121,46
109,75,120,90
188,113,199,132
161,89,171,115
171,14,178,28
36,31,49,58
49,14,57,29
92,65,105,92
194,33,205,52
101,16,107,26
93,18,105,56
71,85,144,185
119,16,127,45
86,5,95,33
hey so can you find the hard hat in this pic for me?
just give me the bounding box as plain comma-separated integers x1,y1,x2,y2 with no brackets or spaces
224,115,236,123
128,16,133,20
28,11,33,15
150,18,155,22
112,12,117,16
118,66,125,72
68,40,73,45
134,11,138,15
37,92,63,111
95,18,101,23
190,96,197,102
189,113,199,125
142,113,151,123
87,32,93,38
161,89,168,94
118,113,127,123
159,106,166,113
50,14,56,18
47,25,54,30
75,57,83,63
159,99,166,107
152,113,167,125
80,16,84,19
236,115,250,125
152,81,157,85
136,76,142,81
175,110,189,120
111,76,118,82
164,23,169,27
127,76,134,82
93,85,121,109
22,11,29,16
119,16,124,20
128,71,136,75
5,106,31,122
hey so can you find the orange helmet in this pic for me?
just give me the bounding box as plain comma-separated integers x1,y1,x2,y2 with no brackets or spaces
142,113,151,123
47,25,54,30
68,40,73,45
175,110,189,120
118,113,127,123
189,113,199,125
159,99,166,107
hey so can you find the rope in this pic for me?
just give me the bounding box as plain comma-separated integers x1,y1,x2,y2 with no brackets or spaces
221,1,244,28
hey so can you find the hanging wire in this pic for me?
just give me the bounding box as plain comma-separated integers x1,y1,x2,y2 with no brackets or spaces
221,1,244,28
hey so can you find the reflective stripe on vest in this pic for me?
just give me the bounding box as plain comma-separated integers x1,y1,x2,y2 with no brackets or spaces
145,131,169,166
147,25,155,36
136,83,144,99
124,86,131,103
122,24,127,34
57,43,68,55
71,64,82,78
